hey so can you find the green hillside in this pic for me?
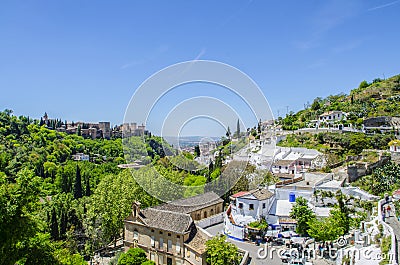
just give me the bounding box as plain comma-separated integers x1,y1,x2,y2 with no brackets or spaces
278,74,400,130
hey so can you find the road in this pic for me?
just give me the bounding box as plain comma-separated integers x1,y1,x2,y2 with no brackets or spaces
384,204,400,264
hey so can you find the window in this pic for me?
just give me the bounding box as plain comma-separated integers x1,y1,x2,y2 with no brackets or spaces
167,240,172,252
263,203,266,209
203,211,207,218
158,255,164,265
151,236,155,247
211,209,214,215
176,259,182,265
177,235,180,239
238,203,243,209
195,254,199,261
186,250,190,258
133,231,139,240
159,231,163,234
249,204,254,210
168,233,171,237
176,242,181,254
150,253,155,261
159,238,164,249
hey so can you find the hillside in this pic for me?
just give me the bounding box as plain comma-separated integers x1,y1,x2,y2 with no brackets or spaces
278,74,400,129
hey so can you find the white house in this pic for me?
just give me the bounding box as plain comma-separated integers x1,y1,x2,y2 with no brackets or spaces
224,188,275,240
318,111,347,124
231,189,275,219
72,153,89,161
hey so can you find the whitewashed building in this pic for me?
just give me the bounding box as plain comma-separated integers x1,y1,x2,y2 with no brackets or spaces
224,189,275,240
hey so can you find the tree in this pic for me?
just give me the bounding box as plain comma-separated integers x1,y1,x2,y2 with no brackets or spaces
226,126,231,138
74,165,82,199
290,197,315,236
141,261,156,265
117,248,148,265
235,119,241,138
359,80,369,89
311,97,322,111
50,207,59,240
206,235,241,265
307,216,344,243
194,145,200,157
85,177,91,197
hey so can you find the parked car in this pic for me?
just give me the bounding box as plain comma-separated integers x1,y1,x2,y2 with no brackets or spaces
279,250,298,263
289,258,313,265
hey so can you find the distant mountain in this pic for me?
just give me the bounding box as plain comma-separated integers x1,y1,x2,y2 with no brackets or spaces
278,74,400,129
164,136,221,148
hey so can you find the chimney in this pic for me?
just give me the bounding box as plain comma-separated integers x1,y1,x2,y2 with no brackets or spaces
132,201,141,218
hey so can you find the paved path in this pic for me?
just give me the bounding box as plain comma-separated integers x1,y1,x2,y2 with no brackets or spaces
383,204,400,264
205,224,336,265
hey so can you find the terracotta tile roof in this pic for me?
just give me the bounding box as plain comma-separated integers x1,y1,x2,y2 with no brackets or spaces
231,191,249,198
139,208,193,234
233,189,274,200
153,191,223,214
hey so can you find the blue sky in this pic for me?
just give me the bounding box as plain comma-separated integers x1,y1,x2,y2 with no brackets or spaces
1,0,399,136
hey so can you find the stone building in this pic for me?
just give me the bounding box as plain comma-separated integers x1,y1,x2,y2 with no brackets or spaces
98,121,111,139
124,202,210,265
124,192,224,265
153,192,224,221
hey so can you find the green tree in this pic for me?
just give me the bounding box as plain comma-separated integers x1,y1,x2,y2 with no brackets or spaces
194,145,200,157
206,235,241,265
0,169,42,265
50,207,59,240
74,165,82,199
235,119,241,138
290,197,316,236
307,216,344,242
117,248,148,265
359,80,369,89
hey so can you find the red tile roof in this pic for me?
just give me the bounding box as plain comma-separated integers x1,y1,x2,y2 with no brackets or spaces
231,191,249,198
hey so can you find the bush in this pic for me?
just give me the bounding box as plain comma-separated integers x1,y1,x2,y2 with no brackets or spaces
118,248,148,265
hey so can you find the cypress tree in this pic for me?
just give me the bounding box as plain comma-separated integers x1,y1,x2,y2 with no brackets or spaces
85,177,91,196
236,119,240,138
50,208,59,240
74,165,83,199
60,210,67,237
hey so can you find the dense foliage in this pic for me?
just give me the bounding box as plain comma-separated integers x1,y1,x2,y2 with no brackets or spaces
277,74,400,129
0,110,218,264
117,248,151,265
279,131,394,157
353,162,400,196
205,235,242,265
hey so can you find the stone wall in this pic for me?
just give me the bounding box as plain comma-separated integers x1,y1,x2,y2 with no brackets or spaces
347,155,391,182
196,213,224,229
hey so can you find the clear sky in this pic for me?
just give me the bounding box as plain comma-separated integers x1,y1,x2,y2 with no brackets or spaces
1,0,399,136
